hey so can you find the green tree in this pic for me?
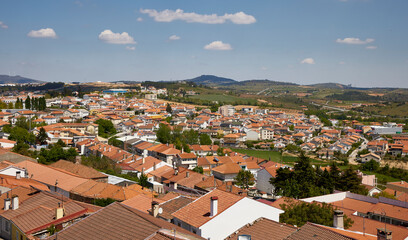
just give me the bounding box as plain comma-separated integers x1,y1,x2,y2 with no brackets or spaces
373,191,396,200
193,166,204,174
210,104,219,113
138,173,149,189
361,159,380,172
217,147,225,156
108,137,122,148
199,134,212,145
166,103,172,113
25,96,31,110
9,127,35,145
95,119,117,138
156,123,172,144
36,127,48,145
182,129,199,145
336,167,368,195
93,198,116,207
39,97,47,111
280,201,354,229
182,142,191,153
234,170,255,189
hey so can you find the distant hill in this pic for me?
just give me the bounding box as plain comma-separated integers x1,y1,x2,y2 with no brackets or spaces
0,75,44,84
307,83,352,89
187,75,237,86
225,79,297,86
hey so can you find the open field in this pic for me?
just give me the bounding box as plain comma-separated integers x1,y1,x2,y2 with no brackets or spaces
231,148,325,165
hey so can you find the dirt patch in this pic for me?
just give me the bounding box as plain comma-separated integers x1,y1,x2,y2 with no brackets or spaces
381,160,408,170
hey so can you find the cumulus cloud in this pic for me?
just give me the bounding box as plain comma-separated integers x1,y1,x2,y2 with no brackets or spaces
126,46,136,51
169,35,180,41
98,30,136,44
366,46,377,50
336,37,374,45
301,58,315,64
204,41,232,51
137,17,143,22
27,28,57,38
140,9,256,24
0,21,8,29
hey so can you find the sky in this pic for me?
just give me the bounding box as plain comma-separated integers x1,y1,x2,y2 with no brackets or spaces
0,0,407,88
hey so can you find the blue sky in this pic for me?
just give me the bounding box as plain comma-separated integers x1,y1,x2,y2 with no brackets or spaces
0,0,407,87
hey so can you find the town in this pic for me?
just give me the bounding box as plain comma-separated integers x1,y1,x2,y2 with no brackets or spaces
0,82,406,240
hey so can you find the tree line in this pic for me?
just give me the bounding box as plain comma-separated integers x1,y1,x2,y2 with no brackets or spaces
156,123,212,152
270,152,368,199
0,96,46,110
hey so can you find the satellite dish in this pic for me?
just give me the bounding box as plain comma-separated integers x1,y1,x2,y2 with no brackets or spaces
158,208,163,214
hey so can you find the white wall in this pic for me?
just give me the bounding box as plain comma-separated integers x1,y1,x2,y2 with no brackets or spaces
0,167,26,178
0,142,15,149
200,197,284,240
301,192,347,203
256,169,274,194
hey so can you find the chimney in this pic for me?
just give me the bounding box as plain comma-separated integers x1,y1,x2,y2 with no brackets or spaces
142,158,145,164
123,154,126,160
377,228,392,240
55,202,64,220
4,198,11,210
16,171,21,180
11,196,19,210
210,196,218,217
186,171,189,178
333,210,344,229
238,236,252,240
153,163,156,171
151,201,160,217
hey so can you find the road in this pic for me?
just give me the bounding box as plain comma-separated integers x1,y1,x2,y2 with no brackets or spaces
348,138,368,165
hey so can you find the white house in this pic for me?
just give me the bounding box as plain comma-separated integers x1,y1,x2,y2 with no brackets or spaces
246,130,260,141
256,162,288,196
0,139,16,149
172,189,284,240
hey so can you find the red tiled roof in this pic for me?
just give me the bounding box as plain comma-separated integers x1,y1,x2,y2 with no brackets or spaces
172,189,244,228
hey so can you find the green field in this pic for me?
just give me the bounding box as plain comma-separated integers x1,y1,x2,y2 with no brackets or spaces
231,148,325,166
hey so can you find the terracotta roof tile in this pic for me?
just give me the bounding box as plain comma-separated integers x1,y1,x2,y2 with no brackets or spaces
172,189,244,228
226,217,297,240
46,202,204,240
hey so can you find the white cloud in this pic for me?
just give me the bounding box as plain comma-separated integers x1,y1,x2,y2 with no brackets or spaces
301,58,315,64
74,1,83,7
261,66,268,71
0,21,8,29
98,30,136,44
336,37,374,45
137,17,143,22
366,46,377,50
126,46,136,51
204,41,232,51
169,35,180,41
140,9,256,24
27,28,57,38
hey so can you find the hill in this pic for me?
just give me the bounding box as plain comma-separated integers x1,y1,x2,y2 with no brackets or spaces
307,83,351,89
187,75,237,86
0,75,44,84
